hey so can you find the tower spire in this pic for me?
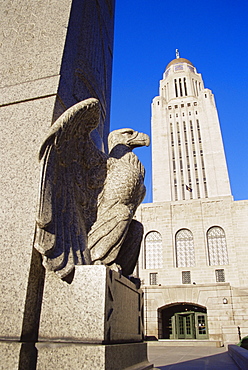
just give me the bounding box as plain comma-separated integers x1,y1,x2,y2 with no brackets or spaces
176,49,180,59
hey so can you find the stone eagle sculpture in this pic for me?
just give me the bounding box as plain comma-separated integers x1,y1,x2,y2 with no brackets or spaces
34,98,150,279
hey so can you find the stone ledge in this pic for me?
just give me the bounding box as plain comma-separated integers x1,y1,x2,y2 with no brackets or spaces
147,339,222,347
228,344,248,369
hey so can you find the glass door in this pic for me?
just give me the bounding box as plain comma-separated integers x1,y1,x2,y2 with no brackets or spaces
195,313,208,339
175,312,195,339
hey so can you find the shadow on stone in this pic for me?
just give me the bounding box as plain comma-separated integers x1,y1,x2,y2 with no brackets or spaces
18,343,38,370
62,268,75,284
19,247,45,369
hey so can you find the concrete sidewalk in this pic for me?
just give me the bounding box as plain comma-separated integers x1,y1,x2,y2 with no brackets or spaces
147,344,240,369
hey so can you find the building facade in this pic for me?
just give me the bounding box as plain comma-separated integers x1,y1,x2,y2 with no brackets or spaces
137,54,248,345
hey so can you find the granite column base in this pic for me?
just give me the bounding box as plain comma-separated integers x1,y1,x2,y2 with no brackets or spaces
0,341,153,370
0,265,152,369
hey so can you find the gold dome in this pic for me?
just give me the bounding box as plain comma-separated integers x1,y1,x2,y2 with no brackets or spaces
166,58,194,70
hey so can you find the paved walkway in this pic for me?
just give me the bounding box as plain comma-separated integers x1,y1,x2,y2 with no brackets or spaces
147,345,240,369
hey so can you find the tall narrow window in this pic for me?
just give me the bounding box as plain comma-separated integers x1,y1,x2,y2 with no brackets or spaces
207,227,228,266
215,269,225,282
179,78,183,96
197,119,208,198
182,271,191,284
184,77,188,96
174,79,178,97
195,80,198,95
145,231,163,269
176,229,195,267
175,184,178,201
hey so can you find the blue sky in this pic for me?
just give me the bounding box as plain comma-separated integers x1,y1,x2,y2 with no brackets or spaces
110,0,248,202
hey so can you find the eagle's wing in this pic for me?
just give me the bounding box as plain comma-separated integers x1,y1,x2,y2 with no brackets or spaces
34,98,107,278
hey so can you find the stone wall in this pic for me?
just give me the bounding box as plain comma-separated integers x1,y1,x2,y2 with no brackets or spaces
137,196,248,343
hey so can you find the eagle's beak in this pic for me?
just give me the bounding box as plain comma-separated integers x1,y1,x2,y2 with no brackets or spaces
128,132,150,148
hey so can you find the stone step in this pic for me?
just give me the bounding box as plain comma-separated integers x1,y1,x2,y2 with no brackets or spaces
147,339,223,347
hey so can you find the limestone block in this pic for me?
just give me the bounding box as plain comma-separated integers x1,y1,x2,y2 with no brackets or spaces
39,265,143,343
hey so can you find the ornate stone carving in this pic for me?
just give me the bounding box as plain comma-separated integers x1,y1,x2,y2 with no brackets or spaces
34,98,150,278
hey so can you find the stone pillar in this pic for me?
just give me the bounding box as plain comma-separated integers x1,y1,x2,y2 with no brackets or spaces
0,0,115,368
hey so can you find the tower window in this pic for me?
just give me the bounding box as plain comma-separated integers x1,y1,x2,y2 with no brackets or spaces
182,271,191,284
195,80,199,96
184,77,188,96
205,94,207,98
181,183,185,199
187,103,191,107
179,78,183,96
174,64,184,71
175,185,178,201
150,273,158,285
215,269,225,282
174,79,178,97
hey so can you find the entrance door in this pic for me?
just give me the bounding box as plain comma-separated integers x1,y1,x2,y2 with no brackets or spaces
159,304,209,340
195,313,208,339
175,312,195,339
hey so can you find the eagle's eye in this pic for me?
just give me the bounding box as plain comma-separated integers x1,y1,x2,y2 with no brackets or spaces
123,130,134,137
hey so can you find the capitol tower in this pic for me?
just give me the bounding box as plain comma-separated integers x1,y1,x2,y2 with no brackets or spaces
152,51,231,202
137,52,248,345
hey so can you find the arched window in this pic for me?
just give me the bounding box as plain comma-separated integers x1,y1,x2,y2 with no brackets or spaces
145,231,163,269
176,229,195,267
207,226,228,265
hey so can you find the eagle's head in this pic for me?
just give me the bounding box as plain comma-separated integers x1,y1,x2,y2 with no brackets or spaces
108,128,150,155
